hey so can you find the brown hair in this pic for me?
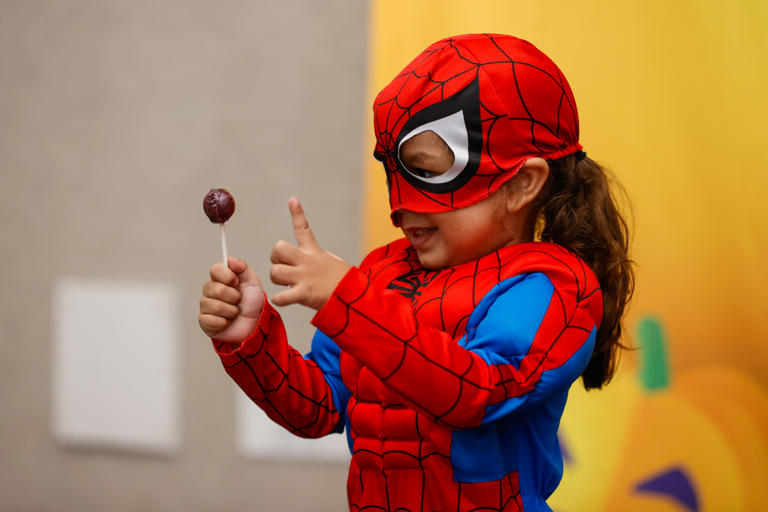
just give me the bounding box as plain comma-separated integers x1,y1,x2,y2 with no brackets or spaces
536,153,635,389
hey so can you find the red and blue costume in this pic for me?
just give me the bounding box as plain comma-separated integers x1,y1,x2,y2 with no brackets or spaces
213,34,601,511
215,240,601,510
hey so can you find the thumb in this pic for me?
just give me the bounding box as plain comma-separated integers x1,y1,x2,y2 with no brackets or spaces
228,257,262,287
288,196,320,250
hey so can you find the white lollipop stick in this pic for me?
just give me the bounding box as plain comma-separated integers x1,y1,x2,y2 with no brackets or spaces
220,223,229,267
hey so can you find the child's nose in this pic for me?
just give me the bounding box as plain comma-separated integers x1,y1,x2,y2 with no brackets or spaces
398,209,429,227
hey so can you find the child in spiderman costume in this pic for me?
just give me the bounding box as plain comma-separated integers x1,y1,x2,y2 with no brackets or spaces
199,34,633,511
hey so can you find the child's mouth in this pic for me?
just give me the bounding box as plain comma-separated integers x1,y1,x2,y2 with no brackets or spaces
408,226,438,247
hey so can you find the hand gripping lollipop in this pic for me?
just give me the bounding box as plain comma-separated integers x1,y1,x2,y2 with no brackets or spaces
203,188,235,266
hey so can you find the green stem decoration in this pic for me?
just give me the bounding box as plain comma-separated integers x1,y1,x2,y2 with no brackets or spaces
637,316,670,392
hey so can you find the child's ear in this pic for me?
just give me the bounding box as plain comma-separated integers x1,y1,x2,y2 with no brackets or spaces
505,157,550,214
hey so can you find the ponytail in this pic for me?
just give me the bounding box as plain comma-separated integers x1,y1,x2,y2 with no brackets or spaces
537,154,635,389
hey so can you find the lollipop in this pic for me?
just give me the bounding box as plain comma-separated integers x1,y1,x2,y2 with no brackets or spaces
203,188,235,266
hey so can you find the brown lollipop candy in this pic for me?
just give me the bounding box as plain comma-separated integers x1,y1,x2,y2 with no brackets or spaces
204,188,235,223
203,188,236,265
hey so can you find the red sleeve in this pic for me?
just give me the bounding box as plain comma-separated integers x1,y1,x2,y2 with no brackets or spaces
213,296,341,438
357,243,390,271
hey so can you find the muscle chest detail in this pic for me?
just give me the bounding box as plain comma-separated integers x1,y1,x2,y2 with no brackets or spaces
335,239,600,472
366,241,572,340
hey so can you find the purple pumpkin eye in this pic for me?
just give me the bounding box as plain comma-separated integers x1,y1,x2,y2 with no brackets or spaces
634,466,699,512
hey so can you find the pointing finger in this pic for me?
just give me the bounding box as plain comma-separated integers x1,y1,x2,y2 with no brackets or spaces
288,197,319,250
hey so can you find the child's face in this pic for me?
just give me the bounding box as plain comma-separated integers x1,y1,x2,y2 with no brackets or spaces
397,131,520,269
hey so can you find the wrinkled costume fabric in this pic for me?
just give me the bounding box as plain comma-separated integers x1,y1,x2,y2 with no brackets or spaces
213,34,601,511
214,240,601,511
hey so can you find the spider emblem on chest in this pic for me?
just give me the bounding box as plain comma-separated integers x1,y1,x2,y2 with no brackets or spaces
386,269,442,302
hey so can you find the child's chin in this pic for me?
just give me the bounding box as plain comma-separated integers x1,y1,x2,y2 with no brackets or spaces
416,251,449,270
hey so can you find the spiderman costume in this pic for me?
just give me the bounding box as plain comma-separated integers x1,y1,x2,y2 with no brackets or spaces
213,34,602,511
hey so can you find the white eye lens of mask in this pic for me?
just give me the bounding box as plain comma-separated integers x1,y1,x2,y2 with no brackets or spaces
397,110,469,184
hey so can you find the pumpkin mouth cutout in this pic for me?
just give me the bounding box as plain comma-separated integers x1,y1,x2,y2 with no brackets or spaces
634,466,699,512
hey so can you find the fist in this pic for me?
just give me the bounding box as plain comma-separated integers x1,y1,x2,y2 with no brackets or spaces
198,257,265,343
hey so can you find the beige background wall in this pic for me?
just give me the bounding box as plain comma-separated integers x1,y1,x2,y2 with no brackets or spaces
0,1,368,510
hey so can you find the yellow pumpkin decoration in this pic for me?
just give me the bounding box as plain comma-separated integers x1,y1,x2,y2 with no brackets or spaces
674,366,768,511
548,316,768,512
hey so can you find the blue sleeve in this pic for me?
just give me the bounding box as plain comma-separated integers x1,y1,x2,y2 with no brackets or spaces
460,272,597,423
305,329,351,434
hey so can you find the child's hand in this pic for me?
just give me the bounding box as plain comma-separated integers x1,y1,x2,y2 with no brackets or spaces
199,257,265,343
270,197,352,310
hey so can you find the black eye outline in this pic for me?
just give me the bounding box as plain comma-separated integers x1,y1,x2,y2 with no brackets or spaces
393,77,482,194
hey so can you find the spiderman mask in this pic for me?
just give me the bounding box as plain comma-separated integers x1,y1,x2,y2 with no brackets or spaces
373,33,583,225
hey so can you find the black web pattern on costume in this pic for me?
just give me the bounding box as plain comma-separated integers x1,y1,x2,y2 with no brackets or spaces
346,474,523,512
330,243,601,430
216,241,598,510
217,307,340,438
374,33,578,211
324,245,599,510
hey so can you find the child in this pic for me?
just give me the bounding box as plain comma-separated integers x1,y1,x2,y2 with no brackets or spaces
199,34,633,512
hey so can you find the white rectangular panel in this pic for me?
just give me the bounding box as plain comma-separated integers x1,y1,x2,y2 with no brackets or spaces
236,388,349,462
52,278,180,453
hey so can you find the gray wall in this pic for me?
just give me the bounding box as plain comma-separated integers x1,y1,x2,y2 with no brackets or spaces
0,1,368,510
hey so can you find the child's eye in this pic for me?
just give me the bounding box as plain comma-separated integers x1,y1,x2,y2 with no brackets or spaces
411,167,440,179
